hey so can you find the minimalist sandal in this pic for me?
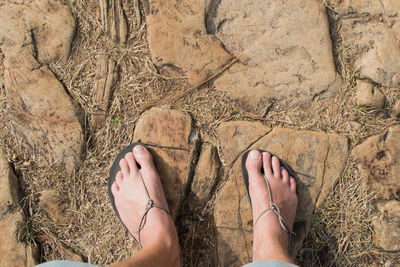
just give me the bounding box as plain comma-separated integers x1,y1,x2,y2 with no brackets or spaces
108,142,170,249
241,150,297,247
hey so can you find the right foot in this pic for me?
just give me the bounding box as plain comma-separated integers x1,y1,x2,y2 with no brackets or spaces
110,145,180,266
245,150,298,262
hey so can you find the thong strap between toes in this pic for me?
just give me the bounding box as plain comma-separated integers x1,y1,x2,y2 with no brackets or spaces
255,174,296,247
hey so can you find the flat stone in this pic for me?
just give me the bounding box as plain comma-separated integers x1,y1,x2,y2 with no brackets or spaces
217,121,271,166
356,80,385,108
0,147,34,267
143,0,232,85
39,190,76,225
372,200,400,251
209,0,341,114
392,100,400,118
352,125,400,200
215,123,348,265
0,0,85,172
191,143,220,204
338,1,400,87
133,108,199,219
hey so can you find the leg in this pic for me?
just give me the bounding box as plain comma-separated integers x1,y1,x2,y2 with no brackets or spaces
245,150,298,263
110,145,180,267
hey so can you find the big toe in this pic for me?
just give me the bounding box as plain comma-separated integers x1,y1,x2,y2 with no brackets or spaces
246,150,263,177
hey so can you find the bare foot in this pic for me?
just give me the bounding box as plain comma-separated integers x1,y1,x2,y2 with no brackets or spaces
110,145,180,266
245,150,298,263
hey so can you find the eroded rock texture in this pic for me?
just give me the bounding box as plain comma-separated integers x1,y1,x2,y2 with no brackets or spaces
92,0,127,130
215,121,348,266
133,108,199,219
352,125,400,251
0,147,34,267
143,0,232,84
338,0,400,87
0,0,84,172
210,0,342,113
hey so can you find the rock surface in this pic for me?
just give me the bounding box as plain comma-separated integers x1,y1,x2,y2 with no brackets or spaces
209,0,341,113
39,190,76,225
215,122,348,266
92,0,127,130
0,147,34,267
0,0,84,172
392,100,400,118
372,200,400,251
191,143,220,204
338,1,400,87
352,125,400,251
144,0,232,85
133,108,199,219
356,80,385,108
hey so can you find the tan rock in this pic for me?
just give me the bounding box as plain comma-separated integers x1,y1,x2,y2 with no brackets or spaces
191,143,220,203
214,124,348,265
133,108,199,219
338,2,400,87
39,190,76,225
392,100,400,118
0,1,84,172
0,147,34,267
356,80,385,108
217,121,271,166
144,0,232,84
372,200,400,251
210,0,341,114
352,125,400,200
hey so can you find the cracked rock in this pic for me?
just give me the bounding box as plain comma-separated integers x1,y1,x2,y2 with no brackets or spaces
215,123,348,265
356,80,385,108
133,108,199,219
0,0,85,172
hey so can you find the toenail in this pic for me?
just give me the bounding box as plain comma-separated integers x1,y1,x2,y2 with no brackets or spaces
249,150,260,159
134,145,145,153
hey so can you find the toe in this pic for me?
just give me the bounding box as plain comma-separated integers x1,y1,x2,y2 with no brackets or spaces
281,167,290,184
116,171,123,185
132,145,157,179
119,158,130,177
245,150,262,177
125,152,138,174
290,177,297,192
271,156,281,178
111,182,119,196
262,152,274,178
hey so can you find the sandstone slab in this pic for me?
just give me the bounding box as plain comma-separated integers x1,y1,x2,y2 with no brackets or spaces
0,0,84,172
0,147,34,267
215,123,348,265
372,200,400,251
338,1,400,87
39,190,76,225
133,108,199,219
209,0,341,113
191,143,220,204
143,0,232,84
352,125,400,251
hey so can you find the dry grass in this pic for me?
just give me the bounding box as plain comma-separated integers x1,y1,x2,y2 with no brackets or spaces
0,0,399,266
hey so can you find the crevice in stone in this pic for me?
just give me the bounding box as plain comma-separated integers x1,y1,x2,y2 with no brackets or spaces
205,0,221,35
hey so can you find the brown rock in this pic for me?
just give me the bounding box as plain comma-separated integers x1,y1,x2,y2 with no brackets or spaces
352,125,400,200
0,147,34,267
144,0,232,84
356,80,385,108
39,190,76,225
214,123,348,265
217,121,271,166
210,0,341,114
338,2,400,87
133,108,199,219
191,143,220,203
392,100,400,118
0,1,84,172
372,200,400,251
